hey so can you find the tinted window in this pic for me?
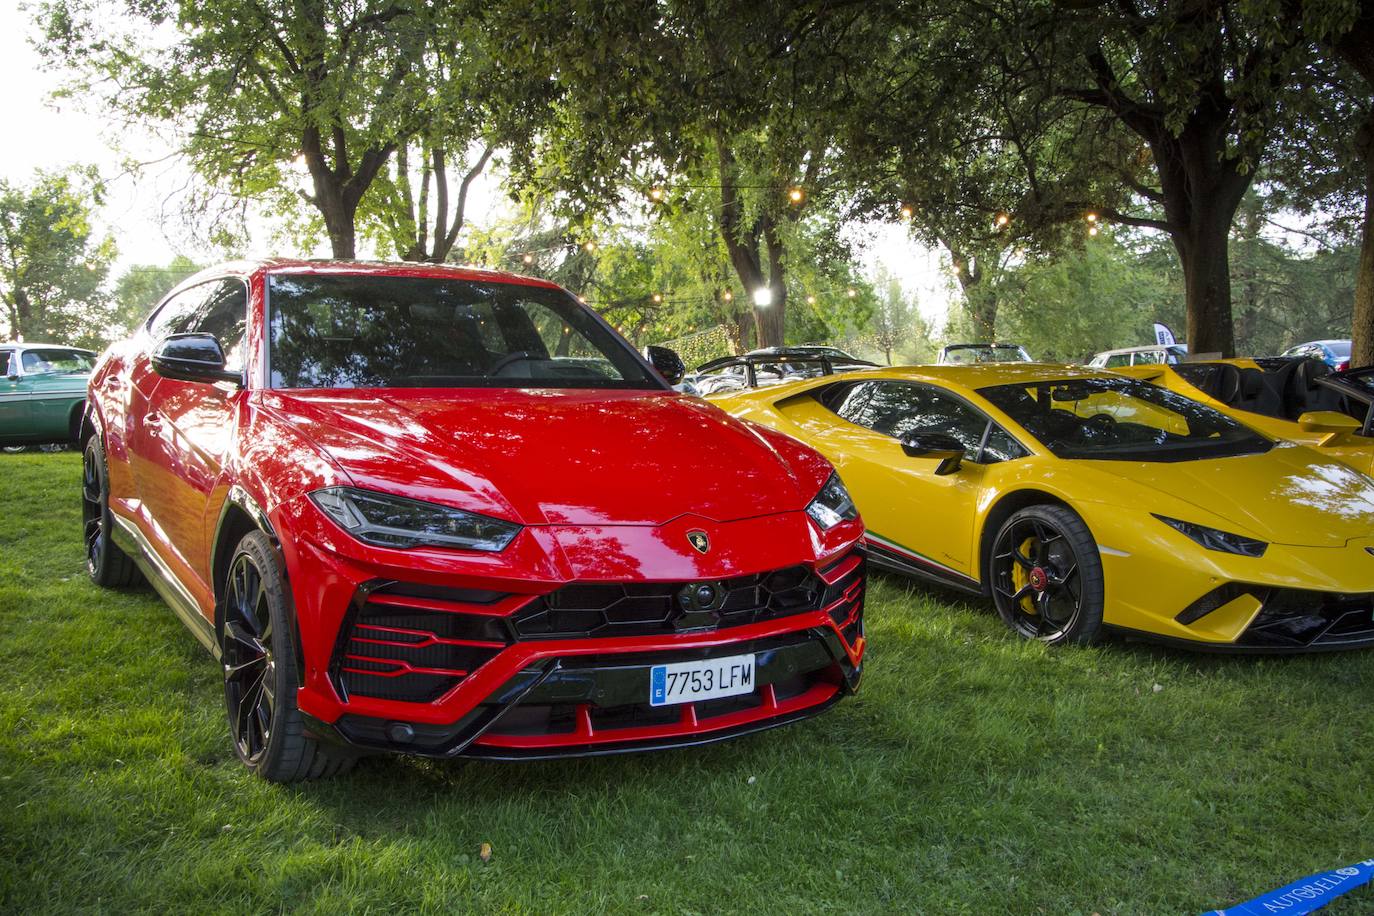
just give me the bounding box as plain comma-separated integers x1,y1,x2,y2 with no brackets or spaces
20,349,94,374
979,376,1271,461
834,381,1025,463
184,281,249,372
267,274,658,390
147,285,209,341
0,350,13,375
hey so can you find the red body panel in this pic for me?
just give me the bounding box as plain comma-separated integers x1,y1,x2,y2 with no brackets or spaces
87,259,866,758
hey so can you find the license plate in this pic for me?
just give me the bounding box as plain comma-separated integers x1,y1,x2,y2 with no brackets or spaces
649,653,756,707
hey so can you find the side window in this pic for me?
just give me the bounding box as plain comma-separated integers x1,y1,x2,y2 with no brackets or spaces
1104,354,1130,368
821,381,873,421
146,285,209,342
183,280,249,372
0,350,13,376
22,351,52,373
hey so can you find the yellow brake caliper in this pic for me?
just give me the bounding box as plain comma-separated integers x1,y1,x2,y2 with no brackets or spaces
1013,536,1038,615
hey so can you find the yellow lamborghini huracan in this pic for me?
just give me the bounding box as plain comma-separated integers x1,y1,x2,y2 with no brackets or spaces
705,359,1374,651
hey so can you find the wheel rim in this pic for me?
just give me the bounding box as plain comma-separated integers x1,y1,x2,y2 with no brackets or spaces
992,516,1083,641
222,553,275,763
81,444,105,575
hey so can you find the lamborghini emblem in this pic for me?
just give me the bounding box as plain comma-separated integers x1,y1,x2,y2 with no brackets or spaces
687,530,710,555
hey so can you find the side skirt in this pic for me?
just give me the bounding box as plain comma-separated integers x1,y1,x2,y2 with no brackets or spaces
865,537,984,596
109,513,219,658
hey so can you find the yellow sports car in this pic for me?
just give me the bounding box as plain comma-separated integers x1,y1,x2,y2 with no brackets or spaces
1117,358,1374,476
706,360,1374,651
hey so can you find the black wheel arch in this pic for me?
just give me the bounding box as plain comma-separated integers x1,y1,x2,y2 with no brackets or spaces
78,399,103,448
977,489,1075,594
211,487,304,688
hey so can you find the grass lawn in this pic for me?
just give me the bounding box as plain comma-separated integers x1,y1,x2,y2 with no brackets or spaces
2,452,1373,914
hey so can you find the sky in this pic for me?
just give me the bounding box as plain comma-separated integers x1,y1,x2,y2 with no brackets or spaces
0,3,954,325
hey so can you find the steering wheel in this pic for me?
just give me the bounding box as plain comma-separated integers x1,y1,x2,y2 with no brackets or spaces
1081,413,1116,437
487,351,539,376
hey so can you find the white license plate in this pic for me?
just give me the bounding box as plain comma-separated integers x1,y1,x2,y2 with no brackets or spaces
649,653,756,707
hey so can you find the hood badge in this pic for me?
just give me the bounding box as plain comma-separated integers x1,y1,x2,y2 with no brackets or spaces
687,530,710,555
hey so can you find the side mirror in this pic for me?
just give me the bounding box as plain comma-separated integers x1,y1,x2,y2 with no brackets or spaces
900,431,965,475
151,334,242,386
1297,410,1361,436
643,345,686,385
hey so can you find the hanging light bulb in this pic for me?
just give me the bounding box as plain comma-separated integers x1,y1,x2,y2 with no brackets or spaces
788,187,804,204
806,295,816,305
1088,225,1099,236
995,213,1009,227
900,204,913,220
521,253,534,265
651,293,663,303
846,288,857,298
753,287,774,306
584,241,597,253
1086,212,1098,223
722,289,733,302
649,187,665,201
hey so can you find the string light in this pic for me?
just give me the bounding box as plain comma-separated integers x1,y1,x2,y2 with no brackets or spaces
995,213,1009,227
1086,212,1098,223
846,288,857,298
788,187,804,204
584,241,597,253
649,187,665,201
651,293,663,303
899,204,913,220
722,290,733,302
521,253,534,265
1088,225,1099,236
753,288,774,306
806,295,816,305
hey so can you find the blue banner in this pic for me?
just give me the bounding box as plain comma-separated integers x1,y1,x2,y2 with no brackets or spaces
1206,859,1374,915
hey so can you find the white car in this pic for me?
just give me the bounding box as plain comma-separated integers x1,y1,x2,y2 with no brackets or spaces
1087,344,1189,368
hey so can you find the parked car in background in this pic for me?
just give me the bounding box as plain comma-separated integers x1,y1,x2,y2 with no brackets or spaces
707,362,1374,653
684,350,879,396
937,343,1033,364
82,259,866,781
0,343,97,450
1086,344,1190,368
1280,339,1351,371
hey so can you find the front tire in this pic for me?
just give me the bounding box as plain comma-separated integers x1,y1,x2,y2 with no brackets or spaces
989,504,1104,646
220,530,354,782
81,436,142,587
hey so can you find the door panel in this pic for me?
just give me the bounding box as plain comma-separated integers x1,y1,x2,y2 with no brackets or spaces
0,351,30,439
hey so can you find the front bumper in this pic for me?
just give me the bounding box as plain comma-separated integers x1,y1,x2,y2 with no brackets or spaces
280,504,866,758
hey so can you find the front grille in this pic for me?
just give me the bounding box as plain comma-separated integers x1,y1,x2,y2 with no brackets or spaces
332,582,515,703
1240,589,1374,649
511,561,849,639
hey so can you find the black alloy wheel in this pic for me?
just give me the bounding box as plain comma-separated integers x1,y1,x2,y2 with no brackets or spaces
989,504,1104,645
81,435,141,587
220,530,354,781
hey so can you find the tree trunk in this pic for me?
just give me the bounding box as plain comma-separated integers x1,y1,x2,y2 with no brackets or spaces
1172,209,1237,357
1351,118,1374,368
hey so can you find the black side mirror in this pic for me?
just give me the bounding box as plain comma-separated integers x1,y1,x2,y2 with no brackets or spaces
152,333,242,385
643,345,686,385
900,431,965,475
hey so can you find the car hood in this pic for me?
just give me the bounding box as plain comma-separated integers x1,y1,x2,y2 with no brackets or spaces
260,388,828,526
1080,444,1374,548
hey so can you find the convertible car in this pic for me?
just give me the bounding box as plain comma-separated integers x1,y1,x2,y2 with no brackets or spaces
710,363,1374,652
1116,358,1374,476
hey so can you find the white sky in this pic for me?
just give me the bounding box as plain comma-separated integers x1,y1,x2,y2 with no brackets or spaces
0,2,953,324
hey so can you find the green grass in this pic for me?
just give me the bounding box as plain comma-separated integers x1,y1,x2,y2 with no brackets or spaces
2,453,1373,914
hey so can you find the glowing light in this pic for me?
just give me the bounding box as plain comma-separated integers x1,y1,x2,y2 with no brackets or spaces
577,296,586,303
753,287,773,307
900,205,913,220
722,290,733,302
1086,212,1098,222
584,241,597,253
846,288,857,298
649,187,665,201
995,213,1009,227
521,253,534,265
788,187,804,204
806,295,816,305
1088,225,1099,236
651,293,663,303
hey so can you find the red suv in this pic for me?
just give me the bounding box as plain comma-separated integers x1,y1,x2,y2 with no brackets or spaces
82,260,867,781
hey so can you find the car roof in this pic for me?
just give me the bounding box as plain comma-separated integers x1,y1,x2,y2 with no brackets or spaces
168,258,565,298
0,343,94,353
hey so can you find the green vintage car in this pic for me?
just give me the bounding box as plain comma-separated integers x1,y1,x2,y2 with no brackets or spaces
0,344,97,449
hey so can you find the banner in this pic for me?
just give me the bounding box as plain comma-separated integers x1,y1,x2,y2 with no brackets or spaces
1205,859,1374,915
1154,322,1177,347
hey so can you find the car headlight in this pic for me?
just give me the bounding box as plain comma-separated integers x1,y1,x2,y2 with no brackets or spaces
310,487,521,551
806,472,859,531
1153,514,1267,558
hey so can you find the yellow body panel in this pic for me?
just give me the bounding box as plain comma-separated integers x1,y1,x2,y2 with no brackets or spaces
1116,361,1374,477
709,364,1374,649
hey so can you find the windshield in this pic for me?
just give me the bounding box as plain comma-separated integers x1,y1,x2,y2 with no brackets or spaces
945,345,1028,364
21,349,95,374
268,274,660,390
1330,341,1352,358
978,376,1272,461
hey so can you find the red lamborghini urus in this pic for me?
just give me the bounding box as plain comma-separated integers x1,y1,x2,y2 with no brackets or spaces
82,260,866,781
